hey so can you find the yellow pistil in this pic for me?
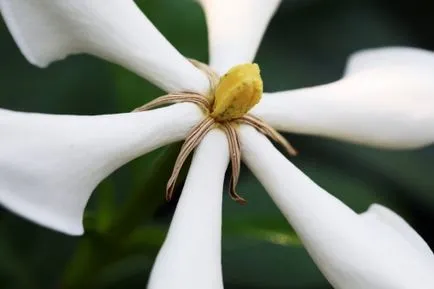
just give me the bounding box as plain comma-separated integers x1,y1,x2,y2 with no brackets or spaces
211,63,263,121
134,60,296,204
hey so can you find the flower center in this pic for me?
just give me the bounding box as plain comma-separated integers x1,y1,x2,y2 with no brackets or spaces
211,64,263,121
134,60,296,205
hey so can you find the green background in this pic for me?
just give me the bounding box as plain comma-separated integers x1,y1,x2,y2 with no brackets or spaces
1,0,434,288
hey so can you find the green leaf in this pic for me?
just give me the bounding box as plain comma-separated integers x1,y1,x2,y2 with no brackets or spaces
0,230,37,289
95,254,152,289
95,180,117,233
224,216,300,247
124,226,167,253
312,140,434,209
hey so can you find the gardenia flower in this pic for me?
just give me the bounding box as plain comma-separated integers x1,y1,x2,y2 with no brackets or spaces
1,0,434,289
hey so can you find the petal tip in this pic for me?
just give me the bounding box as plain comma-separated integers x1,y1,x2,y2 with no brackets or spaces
0,189,84,236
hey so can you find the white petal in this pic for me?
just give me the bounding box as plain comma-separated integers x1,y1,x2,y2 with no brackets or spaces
147,129,227,289
345,47,434,75
199,0,281,74
0,0,209,94
239,124,434,289
360,204,434,265
252,47,434,149
0,103,202,235
239,125,362,260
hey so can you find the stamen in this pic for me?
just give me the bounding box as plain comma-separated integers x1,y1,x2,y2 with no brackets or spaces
166,117,215,201
133,59,297,205
221,123,246,205
189,58,220,101
133,93,211,112
239,114,298,156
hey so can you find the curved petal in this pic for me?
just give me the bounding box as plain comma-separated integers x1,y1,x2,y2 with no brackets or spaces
345,47,434,75
0,103,202,235
0,0,209,94
252,47,434,149
239,124,434,289
199,0,281,74
360,204,434,266
147,129,227,289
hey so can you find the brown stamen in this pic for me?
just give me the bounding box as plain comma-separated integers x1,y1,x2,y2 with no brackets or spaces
239,114,298,156
221,122,246,205
188,59,220,99
133,93,211,112
166,117,215,201
133,59,297,204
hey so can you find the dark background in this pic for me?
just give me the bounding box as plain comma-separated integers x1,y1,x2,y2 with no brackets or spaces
1,0,434,288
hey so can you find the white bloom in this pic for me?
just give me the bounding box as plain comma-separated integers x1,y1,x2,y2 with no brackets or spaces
1,0,434,289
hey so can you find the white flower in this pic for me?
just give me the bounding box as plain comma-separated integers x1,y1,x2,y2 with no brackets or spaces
1,0,434,289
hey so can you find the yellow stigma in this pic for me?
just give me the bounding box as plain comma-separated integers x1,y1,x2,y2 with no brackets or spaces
211,63,263,121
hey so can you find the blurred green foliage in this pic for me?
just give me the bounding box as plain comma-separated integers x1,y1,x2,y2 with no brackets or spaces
1,0,434,288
